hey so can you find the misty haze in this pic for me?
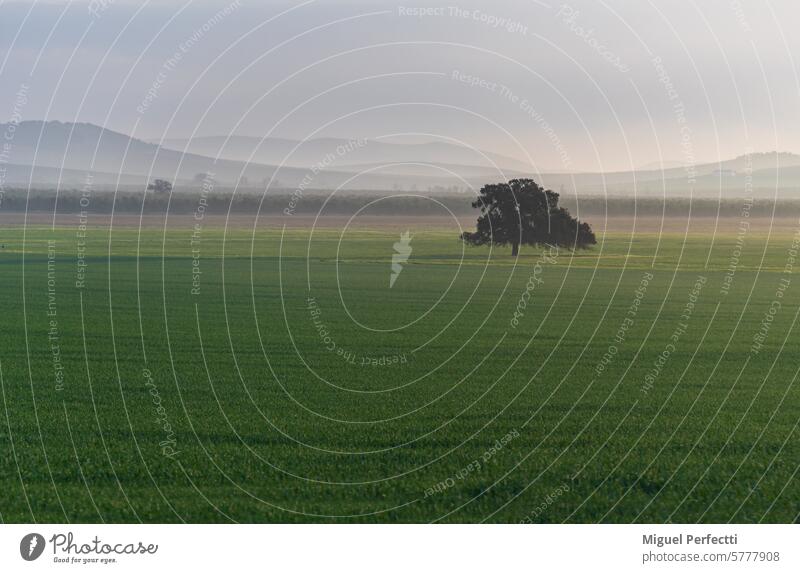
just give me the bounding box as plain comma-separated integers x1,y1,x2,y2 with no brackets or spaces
0,1,798,553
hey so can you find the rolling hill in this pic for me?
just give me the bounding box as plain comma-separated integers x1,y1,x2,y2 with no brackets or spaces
2,121,799,196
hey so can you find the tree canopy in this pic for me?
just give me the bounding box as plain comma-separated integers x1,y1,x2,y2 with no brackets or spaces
147,179,173,194
460,178,596,255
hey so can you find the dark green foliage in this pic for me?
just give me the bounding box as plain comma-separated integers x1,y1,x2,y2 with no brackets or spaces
461,179,596,254
147,179,173,193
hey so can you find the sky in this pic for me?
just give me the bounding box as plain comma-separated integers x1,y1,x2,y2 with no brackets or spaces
1,0,799,172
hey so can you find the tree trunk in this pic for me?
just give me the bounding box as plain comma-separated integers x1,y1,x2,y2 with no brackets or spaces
511,242,519,257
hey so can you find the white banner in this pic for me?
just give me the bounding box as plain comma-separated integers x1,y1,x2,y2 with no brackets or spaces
1,524,797,572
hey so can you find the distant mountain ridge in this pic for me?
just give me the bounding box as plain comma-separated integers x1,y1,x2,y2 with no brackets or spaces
2,121,800,196
1,121,538,189
151,135,541,173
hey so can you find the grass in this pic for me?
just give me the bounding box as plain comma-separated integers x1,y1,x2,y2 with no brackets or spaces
0,217,798,523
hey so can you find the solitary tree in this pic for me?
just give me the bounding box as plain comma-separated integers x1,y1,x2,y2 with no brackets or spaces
147,179,173,194
461,178,596,256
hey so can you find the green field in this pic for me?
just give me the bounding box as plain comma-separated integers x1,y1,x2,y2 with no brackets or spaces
1,216,799,523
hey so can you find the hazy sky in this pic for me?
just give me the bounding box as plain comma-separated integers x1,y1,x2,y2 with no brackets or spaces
1,0,799,171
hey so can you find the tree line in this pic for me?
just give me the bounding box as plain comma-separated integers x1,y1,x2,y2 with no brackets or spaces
1,188,798,218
